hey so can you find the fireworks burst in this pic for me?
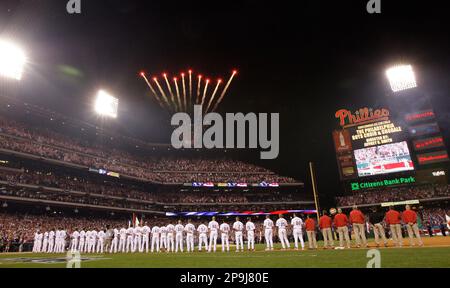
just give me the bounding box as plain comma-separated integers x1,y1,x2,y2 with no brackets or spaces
140,69,237,114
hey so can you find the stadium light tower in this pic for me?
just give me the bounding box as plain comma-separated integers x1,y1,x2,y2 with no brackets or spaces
385,64,417,93
94,90,119,118
0,39,26,80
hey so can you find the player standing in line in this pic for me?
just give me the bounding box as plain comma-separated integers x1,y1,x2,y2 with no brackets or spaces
350,205,368,248
159,225,168,252
60,228,67,253
42,231,49,253
104,226,113,253
184,219,196,253
197,222,209,251
90,229,97,254
305,215,318,249
70,229,79,253
334,208,351,249
97,229,105,253
85,230,92,253
208,217,220,253
174,220,185,253
245,217,256,251
110,227,119,253
402,205,423,246
233,217,244,252
78,228,86,253
133,225,142,253
54,229,60,253
263,215,274,251
151,225,161,253
119,227,127,253
220,219,230,252
33,229,41,253
385,206,403,247
319,211,334,249
126,226,134,253
291,213,305,250
166,223,175,252
141,222,150,253
47,229,55,253
276,214,290,250
369,207,388,247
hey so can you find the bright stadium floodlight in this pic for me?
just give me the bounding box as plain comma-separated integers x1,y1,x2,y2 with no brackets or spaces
95,90,118,118
0,39,26,80
385,64,417,92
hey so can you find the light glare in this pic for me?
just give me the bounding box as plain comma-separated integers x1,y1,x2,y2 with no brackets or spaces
95,90,118,118
386,64,417,92
0,40,26,80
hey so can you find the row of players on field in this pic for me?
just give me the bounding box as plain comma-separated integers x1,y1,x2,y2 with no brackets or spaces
32,214,305,253
32,205,424,253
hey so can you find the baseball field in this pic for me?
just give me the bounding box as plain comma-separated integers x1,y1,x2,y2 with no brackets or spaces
1,237,449,268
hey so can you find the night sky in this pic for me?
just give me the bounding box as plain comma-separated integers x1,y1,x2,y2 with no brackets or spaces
1,0,450,206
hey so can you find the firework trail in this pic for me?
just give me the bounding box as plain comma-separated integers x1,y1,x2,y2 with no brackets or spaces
205,79,222,113
174,77,182,112
140,72,165,109
181,72,187,112
212,70,237,112
196,75,202,105
163,73,177,111
153,77,172,111
200,79,210,106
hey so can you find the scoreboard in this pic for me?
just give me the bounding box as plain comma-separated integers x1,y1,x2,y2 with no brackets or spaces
332,105,448,192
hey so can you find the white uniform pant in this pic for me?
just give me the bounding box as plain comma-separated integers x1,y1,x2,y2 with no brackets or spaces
167,235,174,252
42,239,48,253
78,239,85,253
96,239,104,253
221,234,229,251
278,229,290,248
247,231,255,250
110,238,118,253
293,229,305,249
134,236,142,252
208,232,218,252
141,236,149,253
175,234,183,252
126,236,134,253
186,233,194,252
47,240,54,253
235,232,244,251
160,236,167,250
151,235,160,252
71,239,78,252
88,239,96,253
118,237,126,252
265,229,274,249
198,234,208,251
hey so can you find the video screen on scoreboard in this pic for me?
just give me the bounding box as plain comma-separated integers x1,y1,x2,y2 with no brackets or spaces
354,141,414,177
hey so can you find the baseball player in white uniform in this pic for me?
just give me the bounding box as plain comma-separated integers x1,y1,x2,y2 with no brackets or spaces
174,220,184,253
42,231,49,253
119,227,127,253
263,215,274,250
233,217,244,252
220,220,230,252
208,217,220,252
166,224,175,252
70,229,79,252
90,230,97,253
151,226,160,253
159,225,168,251
184,219,196,252
78,229,86,253
276,214,290,249
291,214,305,250
54,229,61,253
33,230,42,253
197,223,209,251
110,228,119,253
47,230,55,253
245,218,256,251
97,230,105,253
126,226,134,253
133,226,142,253
141,223,150,253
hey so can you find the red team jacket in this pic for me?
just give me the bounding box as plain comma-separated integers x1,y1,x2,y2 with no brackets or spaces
385,210,402,225
333,213,348,228
305,218,316,231
349,210,365,224
402,209,417,224
319,215,332,229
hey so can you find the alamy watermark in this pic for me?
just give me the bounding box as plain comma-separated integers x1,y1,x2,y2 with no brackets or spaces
66,0,81,14
171,105,279,160
367,0,381,14
366,249,381,268
66,251,81,268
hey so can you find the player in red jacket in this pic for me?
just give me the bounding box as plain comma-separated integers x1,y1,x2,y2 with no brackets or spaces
349,205,367,248
402,205,423,246
385,206,403,247
334,208,351,249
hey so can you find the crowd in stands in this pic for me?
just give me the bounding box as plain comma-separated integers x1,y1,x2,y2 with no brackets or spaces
336,184,450,207
0,116,296,183
0,166,303,206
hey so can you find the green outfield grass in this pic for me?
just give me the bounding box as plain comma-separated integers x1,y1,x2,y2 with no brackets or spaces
1,242,449,268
